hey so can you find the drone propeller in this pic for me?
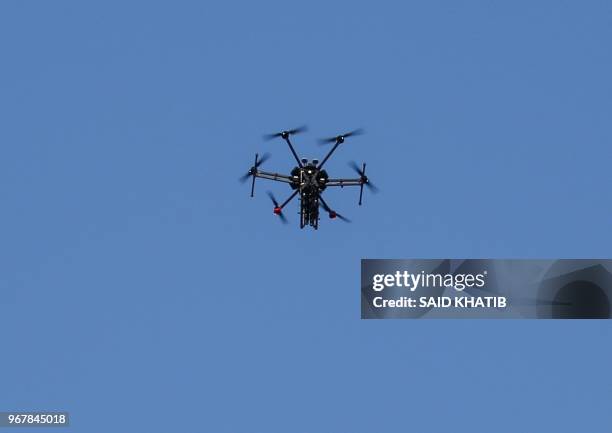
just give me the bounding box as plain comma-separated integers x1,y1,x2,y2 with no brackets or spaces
319,196,351,223
329,210,351,222
318,128,364,145
239,152,270,183
349,161,378,192
349,161,377,206
263,125,308,141
267,191,288,224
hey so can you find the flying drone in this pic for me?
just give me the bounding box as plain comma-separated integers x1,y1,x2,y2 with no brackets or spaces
240,126,377,229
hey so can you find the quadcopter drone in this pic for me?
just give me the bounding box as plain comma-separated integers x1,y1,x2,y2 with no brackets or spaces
240,126,377,229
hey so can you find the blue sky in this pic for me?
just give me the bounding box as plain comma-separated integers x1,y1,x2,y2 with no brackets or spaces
1,1,611,432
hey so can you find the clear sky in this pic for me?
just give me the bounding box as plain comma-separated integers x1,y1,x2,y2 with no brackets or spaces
1,1,611,432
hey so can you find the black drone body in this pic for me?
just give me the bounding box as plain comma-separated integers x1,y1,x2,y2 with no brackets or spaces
241,126,377,229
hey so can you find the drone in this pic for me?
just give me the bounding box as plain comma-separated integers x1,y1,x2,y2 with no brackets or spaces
240,126,377,229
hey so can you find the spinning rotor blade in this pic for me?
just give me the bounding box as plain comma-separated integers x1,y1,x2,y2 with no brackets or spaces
341,128,364,138
255,152,271,167
336,213,351,222
319,196,351,223
267,191,280,207
349,160,378,192
266,191,288,224
263,125,308,140
239,172,251,183
365,181,378,193
263,126,306,167
318,128,364,144
239,152,270,183
348,160,365,176
287,125,308,135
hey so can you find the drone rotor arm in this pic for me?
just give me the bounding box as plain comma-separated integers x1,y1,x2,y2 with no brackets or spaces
254,170,295,184
283,136,304,168
317,129,364,169
326,174,375,206
316,140,342,170
263,126,307,168
324,178,363,187
280,189,299,208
